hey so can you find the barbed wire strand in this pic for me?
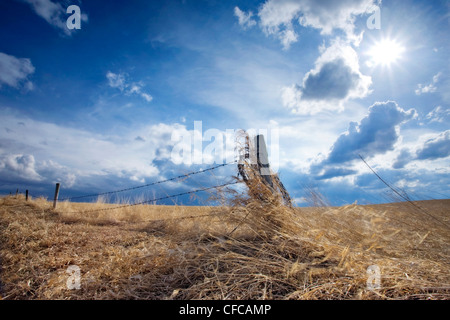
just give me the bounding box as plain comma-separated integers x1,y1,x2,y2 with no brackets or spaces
358,154,450,230
140,212,221,223
59,161,237,202
61,181,242,214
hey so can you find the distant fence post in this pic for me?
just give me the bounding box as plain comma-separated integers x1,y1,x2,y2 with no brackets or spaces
26,190,29,201
53,183,60,209
16,188,19,196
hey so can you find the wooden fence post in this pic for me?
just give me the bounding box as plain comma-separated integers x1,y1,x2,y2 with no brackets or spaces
254,134,274,188
26,190,29,201
239,133,292,206
53,183,60,209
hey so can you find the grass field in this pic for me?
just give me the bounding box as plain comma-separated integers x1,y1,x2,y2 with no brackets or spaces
0,191,449,300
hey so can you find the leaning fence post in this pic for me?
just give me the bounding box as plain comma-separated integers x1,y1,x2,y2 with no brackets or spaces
254,134,274,188
53,183,60,209
26,190,29,201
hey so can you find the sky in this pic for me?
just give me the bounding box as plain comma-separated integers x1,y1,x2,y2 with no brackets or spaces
0,0,449,206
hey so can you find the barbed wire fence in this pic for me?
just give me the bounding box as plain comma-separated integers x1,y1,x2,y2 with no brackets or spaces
3,153,449,229
2,132,280,227
58,162,237,202
6,161,246,222
5,134,288,222
64,181,241,215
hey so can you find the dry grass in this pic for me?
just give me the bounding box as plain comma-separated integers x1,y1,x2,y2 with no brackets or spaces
0,176,449,300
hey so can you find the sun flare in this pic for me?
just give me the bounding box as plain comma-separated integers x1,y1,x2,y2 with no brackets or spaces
367,39,405,67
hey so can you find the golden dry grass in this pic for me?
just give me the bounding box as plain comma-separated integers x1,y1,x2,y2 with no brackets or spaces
0,183,449,300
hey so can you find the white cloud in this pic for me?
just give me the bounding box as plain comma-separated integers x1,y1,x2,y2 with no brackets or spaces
106,71,153,103
243,0,378,49
392,130,450,170
0,113,195,188
279,28,298,50
0,52,35,90
425,106,450,123
295,0,376,35
129,84,153,102
415,72,442,95
106,71,127,91
38,160,77,188
318,101,415,165
258,0,302,49
24,0,66,30
304,101,418,181
140,92,153,103
0,154,82,189
0,154,42,181
234,7,257,29
282,39,372,115
416,130,450,161
22,0,88,35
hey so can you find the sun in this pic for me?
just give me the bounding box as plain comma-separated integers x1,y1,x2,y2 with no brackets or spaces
367,38,405,68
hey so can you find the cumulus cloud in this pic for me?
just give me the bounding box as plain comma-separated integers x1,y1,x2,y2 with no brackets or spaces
415,72,442,95
295,0,377,36
0,52,35,90
22,0,88,35
106,72,153,103
239,0,378,49
0,113,199,191
257,0,302,49
0,154,42,182
416,130,450,161
309,101,416,179
37,159,77,188
301,59,361,100
282,40,372,115
0,154,78,189
392,130,450,169
324,101,416,165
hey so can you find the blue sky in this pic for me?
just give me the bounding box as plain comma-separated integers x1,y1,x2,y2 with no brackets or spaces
0,0,449,206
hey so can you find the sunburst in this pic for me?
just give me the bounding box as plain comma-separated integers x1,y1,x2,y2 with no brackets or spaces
367,38,405,68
